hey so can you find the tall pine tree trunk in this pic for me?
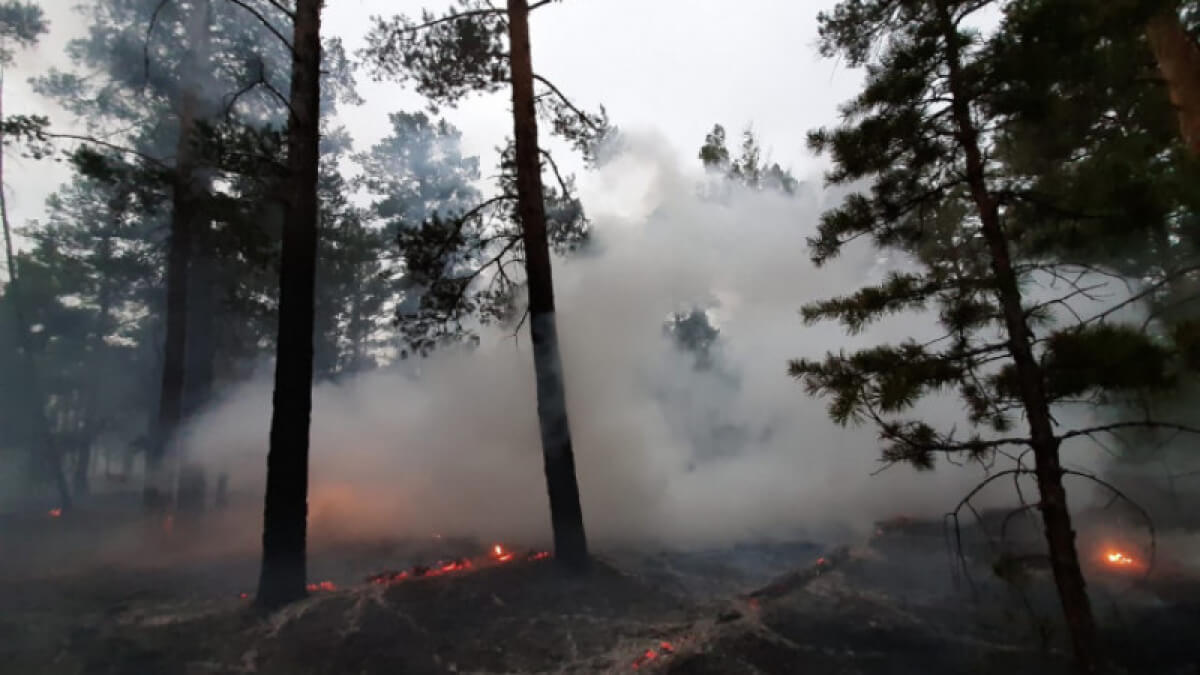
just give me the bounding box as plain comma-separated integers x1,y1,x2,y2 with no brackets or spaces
183,230,217,418
1147,7,1200,155
146,0,212,511
506,0,589,571
77,243,116,499
256,0,322,609
936,2,1097,671
0,68,72,510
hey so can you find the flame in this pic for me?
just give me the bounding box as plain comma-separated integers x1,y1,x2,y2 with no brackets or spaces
365,545,553,588
239,592,249,600
47,508,62,518
306,580,337,592
632,640,678,668
1104,550,1135,566
632,649,657,669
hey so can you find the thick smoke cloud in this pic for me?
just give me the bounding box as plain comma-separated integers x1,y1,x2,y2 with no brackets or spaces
185,130,1126,551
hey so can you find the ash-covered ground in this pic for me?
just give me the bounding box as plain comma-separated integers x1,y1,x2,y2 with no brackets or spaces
2,502,1198,674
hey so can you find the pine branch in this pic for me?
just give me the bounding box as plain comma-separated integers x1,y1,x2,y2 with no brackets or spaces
1074,262,1200,326
372,0,552,38
223,0,296,56
143,0,171,93
532,73,600,130
262,0,293,18
1058,420,1200,442
538,147,571,195
41,131,171,170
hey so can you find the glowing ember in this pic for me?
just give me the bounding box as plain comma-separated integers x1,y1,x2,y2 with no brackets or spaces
306,580,337,592
1104,550,1135,566
439,559,471,573
632,639,678,668
239,592,249,600
47,508,62,518
365,546,553,588
631,649,657,669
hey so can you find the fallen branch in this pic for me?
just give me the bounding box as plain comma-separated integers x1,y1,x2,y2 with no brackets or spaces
746,546,851,601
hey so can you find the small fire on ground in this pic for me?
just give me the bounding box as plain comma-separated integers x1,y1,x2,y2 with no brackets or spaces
1104,549,1136,567
238,543,554,598
47,508,62,518
367,543,551,585
632,641,675,670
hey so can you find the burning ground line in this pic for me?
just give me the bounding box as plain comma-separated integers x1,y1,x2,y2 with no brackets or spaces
366,544,553,586
237,544,551,599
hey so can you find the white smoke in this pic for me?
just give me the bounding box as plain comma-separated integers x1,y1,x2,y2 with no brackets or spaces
184,129,1131,550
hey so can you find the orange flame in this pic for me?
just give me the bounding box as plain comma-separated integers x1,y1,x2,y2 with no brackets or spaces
1104,550,1135,566
306,580,337,592
48,508,62,518
632,649,657,669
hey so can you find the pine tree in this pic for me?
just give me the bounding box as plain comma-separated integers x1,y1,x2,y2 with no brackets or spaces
0,2,70,507
793,1,1198,669
362,0,607,569
256,0,323,608
698,123,799,195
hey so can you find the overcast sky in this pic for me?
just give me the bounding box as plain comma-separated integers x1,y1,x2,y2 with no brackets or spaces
4,0,862,244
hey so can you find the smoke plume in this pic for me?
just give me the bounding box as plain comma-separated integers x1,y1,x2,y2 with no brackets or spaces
185,130,1126,551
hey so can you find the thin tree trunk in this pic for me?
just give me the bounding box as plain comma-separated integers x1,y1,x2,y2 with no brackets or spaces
1147,7,1200,155
78,231,118,499
183,233,217,417
146,0,211,511
935,2,1097,671
256,0,322,609
506,0,589,571
0,67,72,510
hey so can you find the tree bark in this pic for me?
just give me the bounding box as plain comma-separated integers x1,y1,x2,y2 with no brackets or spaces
256,0,322,609
0,67,72,510
506,0,589,571
183,233,217,418
1146,7,1200,155
935,2,1097,672
146,0,212,511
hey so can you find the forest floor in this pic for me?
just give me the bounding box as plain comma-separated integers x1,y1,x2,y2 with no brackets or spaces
1,503,1199,674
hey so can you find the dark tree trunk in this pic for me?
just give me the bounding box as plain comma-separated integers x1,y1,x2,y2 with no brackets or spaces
1147,7,1200,155
183,230,217,417
505,0,589,571
256,0,322,609
935,2,1097,672
0,70,72,510
146,0,212,511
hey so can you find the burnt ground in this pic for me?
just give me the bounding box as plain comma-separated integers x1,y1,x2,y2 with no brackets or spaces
2,508,1199,674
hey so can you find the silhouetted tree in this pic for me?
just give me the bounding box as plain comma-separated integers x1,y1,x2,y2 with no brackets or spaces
362,0,607,569
256,0,323,608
